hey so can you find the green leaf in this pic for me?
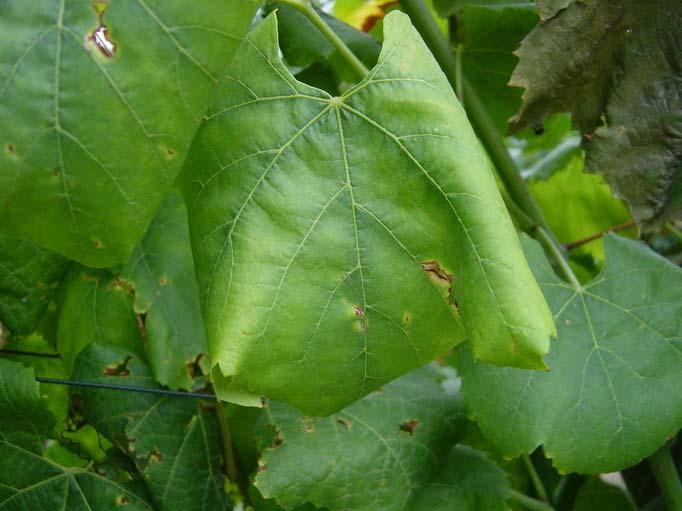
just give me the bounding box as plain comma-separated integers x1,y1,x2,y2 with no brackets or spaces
0,0,259,266
411,445,510,510
181,11,555,414
459,234,682,473
433,0,536,18
72,342,226,511
508,0,682,227
254,365,466,511
0,358,153,510
572,477,636,511
455,4,538,135
0,235,68,334
530,156,634,261
56,268,144,373
120,190,207,390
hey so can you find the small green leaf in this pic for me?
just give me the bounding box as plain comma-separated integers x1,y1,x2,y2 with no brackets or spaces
0,235,68,334
56,268,144,373
459,234,682,473
572,477,636,511
411,445,510,510
509,0,682,226
72,343,226,511
182,11,555,414
254,365,466,511
0,0,260,266
120,190,207,390
0,358,153,510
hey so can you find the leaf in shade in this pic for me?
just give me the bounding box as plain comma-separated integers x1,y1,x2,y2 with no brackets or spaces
0,358,153,510
181,11,555,414
508,0,682,227
72,343,226,511
459,234,682,473
56,268,144,373
120,190,207,390
0,234,68,335
254,365,466,511
0,0,260,266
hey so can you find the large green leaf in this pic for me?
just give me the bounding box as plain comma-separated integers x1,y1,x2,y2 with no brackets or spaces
0,358,153,510
254,365,466,511
56,267,144,372
0,235,68,334
120,190,207,390
72,343,226,511
181,11,555,414
0,0,259,266
508,0,682,227
459,234,682,473
410,445,509,510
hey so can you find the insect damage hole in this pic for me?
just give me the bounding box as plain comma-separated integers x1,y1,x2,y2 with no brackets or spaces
87,1,117,58
398,419,419,436
421,260,459,310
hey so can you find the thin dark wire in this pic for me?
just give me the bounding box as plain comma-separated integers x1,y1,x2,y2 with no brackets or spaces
0,349,62,359
35,377,217,400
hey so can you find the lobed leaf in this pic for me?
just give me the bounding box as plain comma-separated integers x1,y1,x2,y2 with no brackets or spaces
509,0,682,227
181,11,555,415
0,0,259,266
460,234,682,473
254,365,467,511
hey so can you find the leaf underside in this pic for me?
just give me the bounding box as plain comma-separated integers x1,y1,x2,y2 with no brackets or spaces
182,11,555,415
460,234,682,473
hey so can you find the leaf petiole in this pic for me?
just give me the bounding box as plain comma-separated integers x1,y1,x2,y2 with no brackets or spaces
267,0,370,79
648,443,682,511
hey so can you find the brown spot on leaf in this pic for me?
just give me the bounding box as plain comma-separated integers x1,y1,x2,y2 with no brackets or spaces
403,312,411,324
421,260,459,312
359,0,398,32
93,239,103,248
158,276,168,286
115,494,131,506
336,417,351,430
399,419,419,436
103,355,133,376
185,353,206,379
148,448,162,463
6,144,15,154
136,313,147,344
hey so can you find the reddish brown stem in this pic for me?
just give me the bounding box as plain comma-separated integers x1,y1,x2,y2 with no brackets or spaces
564,220,637,251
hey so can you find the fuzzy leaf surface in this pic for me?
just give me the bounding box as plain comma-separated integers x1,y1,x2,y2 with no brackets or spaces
0,0,259,266
460,235,682,473
254,365,466,511
182,11,555,414
509,0,682,226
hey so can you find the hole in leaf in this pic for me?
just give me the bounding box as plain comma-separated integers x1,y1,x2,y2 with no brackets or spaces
88,1,117,58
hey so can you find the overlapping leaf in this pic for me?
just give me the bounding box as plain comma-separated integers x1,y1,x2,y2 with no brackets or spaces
0,358,153,510
181,11,555,414
0,0,259,266
120,191,207,389
72,343,225,511
460,234,682,473
255,365,467,511
508,0,682,226
56,267,144,372
0,234,68,334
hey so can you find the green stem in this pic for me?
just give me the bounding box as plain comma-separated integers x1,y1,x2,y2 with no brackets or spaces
552,474,585,511
523,454,550,503
508,489,555,511
665,222,682,243
648,444,682,511
270,0,369,79
215,401,239,483
536,226,582,290
398,0,554,245
455,43,464,101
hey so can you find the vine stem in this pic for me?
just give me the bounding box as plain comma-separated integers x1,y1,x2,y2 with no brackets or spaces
508,489,555,511
536,226,581,290
398,0,557,249
268,0,369,79
522,454,550,502
216,401,239,483
648,444,682,511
